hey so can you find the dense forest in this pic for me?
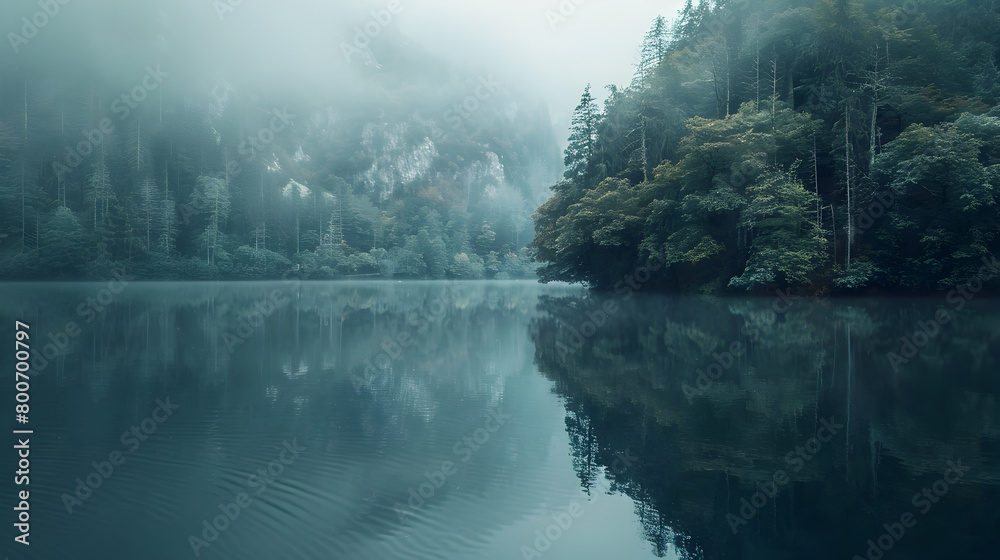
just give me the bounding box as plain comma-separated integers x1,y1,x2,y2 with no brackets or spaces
0,4,562,280
529,292,1000,557
532,0,1000,293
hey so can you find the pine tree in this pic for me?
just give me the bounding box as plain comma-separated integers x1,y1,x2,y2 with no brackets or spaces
40,207,85,277
191,176,231,266
564,85,600,180
138,177,158,253
158,196,177,255
87,157,112,231
635,16,669,88
127,118,150,178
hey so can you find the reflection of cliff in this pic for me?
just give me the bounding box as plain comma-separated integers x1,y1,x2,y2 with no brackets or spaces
531,293,1000,559
0,281,586,550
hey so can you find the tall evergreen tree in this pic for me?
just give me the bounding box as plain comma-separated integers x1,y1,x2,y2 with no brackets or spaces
564,85,600,180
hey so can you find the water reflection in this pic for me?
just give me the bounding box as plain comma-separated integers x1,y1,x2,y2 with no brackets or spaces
1,281,589,560
530,293,1000,559
1,282,997,559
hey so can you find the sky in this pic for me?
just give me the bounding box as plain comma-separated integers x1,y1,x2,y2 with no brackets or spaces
397,0,686,134
1,0,685,144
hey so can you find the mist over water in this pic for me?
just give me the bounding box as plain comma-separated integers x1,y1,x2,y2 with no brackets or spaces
3,2,1000,560
2,282,998,559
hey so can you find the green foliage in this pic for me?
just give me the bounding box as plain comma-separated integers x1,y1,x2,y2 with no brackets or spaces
832,260,880,289
0,24,560,282
730,169,825,290
533,2,1000,293
449,252,486,279
564,85,600,180
40,207,86,277
871,118,1000,288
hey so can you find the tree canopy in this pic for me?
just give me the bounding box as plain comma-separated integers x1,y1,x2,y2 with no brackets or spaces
532,0,1000,293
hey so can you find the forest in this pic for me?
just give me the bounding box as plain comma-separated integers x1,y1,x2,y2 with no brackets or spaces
532,0,1000,293
0,3,562,281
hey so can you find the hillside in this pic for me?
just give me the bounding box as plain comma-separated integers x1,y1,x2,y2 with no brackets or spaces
0,10,562,280
532,0,1000,294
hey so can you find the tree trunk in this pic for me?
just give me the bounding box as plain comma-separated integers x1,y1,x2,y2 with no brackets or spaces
845,104,852,271
641,118,649,183
813,135,821,230
754,16,760,110
726,49,731,117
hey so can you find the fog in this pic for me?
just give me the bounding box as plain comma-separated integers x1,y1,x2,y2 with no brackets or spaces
0,0,686,282
397,0,683,140
1,0,680,147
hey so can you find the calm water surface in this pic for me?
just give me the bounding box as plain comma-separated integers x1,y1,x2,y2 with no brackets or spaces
1,281,998,559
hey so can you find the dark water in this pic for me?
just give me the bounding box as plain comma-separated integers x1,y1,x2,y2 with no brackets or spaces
1,281,998,560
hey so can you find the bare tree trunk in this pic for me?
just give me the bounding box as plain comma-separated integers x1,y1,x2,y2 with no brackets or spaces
829,205,837,265
641,118,649,183
726,49,731,117
845,104,852,271
771,58,778,126
869,45,881,169
755,16,760,111
813,135,821,230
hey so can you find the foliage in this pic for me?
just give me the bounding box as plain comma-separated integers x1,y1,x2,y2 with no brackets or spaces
0,27,562,281
533,0,1000,293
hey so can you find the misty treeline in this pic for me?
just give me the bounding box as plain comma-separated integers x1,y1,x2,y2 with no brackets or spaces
533,0,1000,293
0,4,561,280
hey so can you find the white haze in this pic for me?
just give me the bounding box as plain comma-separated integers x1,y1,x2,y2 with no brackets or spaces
398,0,685,143
1,0,683,148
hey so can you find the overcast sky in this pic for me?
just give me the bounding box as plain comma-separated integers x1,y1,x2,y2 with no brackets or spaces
2,0,685,142
398,0,685,133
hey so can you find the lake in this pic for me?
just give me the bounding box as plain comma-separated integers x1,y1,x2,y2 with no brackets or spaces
2,281,998,559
